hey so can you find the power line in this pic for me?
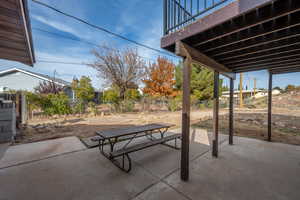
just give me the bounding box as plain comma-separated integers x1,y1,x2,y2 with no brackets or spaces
32,27,158,62
33,27,99,47
37,60,87,65
31,0,178,59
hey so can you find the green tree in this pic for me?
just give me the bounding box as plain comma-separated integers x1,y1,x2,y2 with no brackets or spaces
285,85,296,93
103,88,120,104
175,63,223,101
71,76,95,102
125,89,141,101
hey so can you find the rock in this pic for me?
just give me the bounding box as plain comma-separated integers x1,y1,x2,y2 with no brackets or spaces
275,122,285,127
263,122,268,126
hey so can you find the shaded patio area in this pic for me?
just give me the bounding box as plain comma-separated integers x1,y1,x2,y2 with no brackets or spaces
0,129,299,200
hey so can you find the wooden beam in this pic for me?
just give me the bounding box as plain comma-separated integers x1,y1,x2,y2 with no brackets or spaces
215,38,300,61
195,0,299,47
229,78,234,145
234,63,300,73
181,56,191,181
232,58,300,71
268,72,273,142
270,67,300,74
161,0,274,49
203,19,300,54
212,71,219,157
220,41,300,63
223,47,300,65
228,52,300,68
206,25,300,56
175,41,235,79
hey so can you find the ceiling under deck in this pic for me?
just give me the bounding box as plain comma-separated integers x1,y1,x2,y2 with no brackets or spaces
161,0,300,75
0,0,35,66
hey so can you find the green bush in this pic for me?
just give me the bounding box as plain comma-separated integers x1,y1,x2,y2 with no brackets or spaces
26,92,41,110
167,97,181,112
88,102,98,116
120,100,135,112
27,92,71,116
199,103,206,110
103,88,120,104
125,89,141,101
42,93,71,116
72,100,86,114
206,100,213,108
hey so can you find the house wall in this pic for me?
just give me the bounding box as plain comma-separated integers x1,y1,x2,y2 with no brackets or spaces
63,87,74,100
0,72,44,92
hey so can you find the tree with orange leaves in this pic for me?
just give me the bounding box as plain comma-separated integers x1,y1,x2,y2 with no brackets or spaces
142,57,177,98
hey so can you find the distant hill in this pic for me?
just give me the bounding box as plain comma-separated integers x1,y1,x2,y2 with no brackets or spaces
246,91,300,110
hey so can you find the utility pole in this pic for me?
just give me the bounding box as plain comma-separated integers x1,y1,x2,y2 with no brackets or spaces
239,73,243,108
254,78,257,97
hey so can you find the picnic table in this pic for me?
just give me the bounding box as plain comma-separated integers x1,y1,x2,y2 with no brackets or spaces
93,123,181,172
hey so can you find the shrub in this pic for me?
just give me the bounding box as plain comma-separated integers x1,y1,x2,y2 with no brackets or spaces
71,76,95,102
28,92,72,116
88,102,98,116
103,88,120,104
42,93,71,116
199,103,206,110
206,100,213,108
125,89,141,101
167,96,181,112
120,100,135,112
72,100,86,114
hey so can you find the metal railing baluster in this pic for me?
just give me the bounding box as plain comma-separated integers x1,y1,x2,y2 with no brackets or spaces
164,0,231,34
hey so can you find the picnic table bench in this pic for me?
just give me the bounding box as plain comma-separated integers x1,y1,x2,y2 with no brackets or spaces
93,123,181,172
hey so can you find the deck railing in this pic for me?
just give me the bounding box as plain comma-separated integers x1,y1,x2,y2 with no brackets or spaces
163,0,231,35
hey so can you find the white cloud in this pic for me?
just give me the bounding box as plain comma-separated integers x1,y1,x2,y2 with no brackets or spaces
32,14,84,38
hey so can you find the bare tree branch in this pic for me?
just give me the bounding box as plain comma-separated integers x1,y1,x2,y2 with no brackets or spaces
89,46,146,99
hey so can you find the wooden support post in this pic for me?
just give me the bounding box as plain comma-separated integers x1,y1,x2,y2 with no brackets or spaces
239,73,243,108
181,57,191,181
268,72,273,142
212,71,219,157
229,78,234,145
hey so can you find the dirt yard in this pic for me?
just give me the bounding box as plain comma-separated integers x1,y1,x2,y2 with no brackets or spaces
17,106,300,146
194,109,300,145
18,109,218,144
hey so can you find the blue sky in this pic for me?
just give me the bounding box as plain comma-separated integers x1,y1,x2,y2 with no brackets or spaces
0,0,299,90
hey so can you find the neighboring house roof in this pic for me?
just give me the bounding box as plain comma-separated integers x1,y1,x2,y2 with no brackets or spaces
0,0,35,66
0,68,71,87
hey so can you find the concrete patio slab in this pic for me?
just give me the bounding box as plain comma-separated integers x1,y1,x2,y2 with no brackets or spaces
0,129,299,200
0,143,9,160
132,182,188,200
164,137,300,200
0,136,86,169
130,129,227,179
0,148,158,200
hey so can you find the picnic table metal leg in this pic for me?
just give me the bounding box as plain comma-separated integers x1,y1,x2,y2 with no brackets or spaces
158,128,181,150
97,137,132,173
98,138,118,160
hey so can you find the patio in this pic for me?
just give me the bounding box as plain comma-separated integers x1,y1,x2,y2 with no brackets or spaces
0,129,299,200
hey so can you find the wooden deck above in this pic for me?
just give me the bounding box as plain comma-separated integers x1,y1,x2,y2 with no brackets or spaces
162,0,300,74
0,0,35,66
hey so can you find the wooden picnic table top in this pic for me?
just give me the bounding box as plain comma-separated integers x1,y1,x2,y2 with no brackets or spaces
95,123,174,139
